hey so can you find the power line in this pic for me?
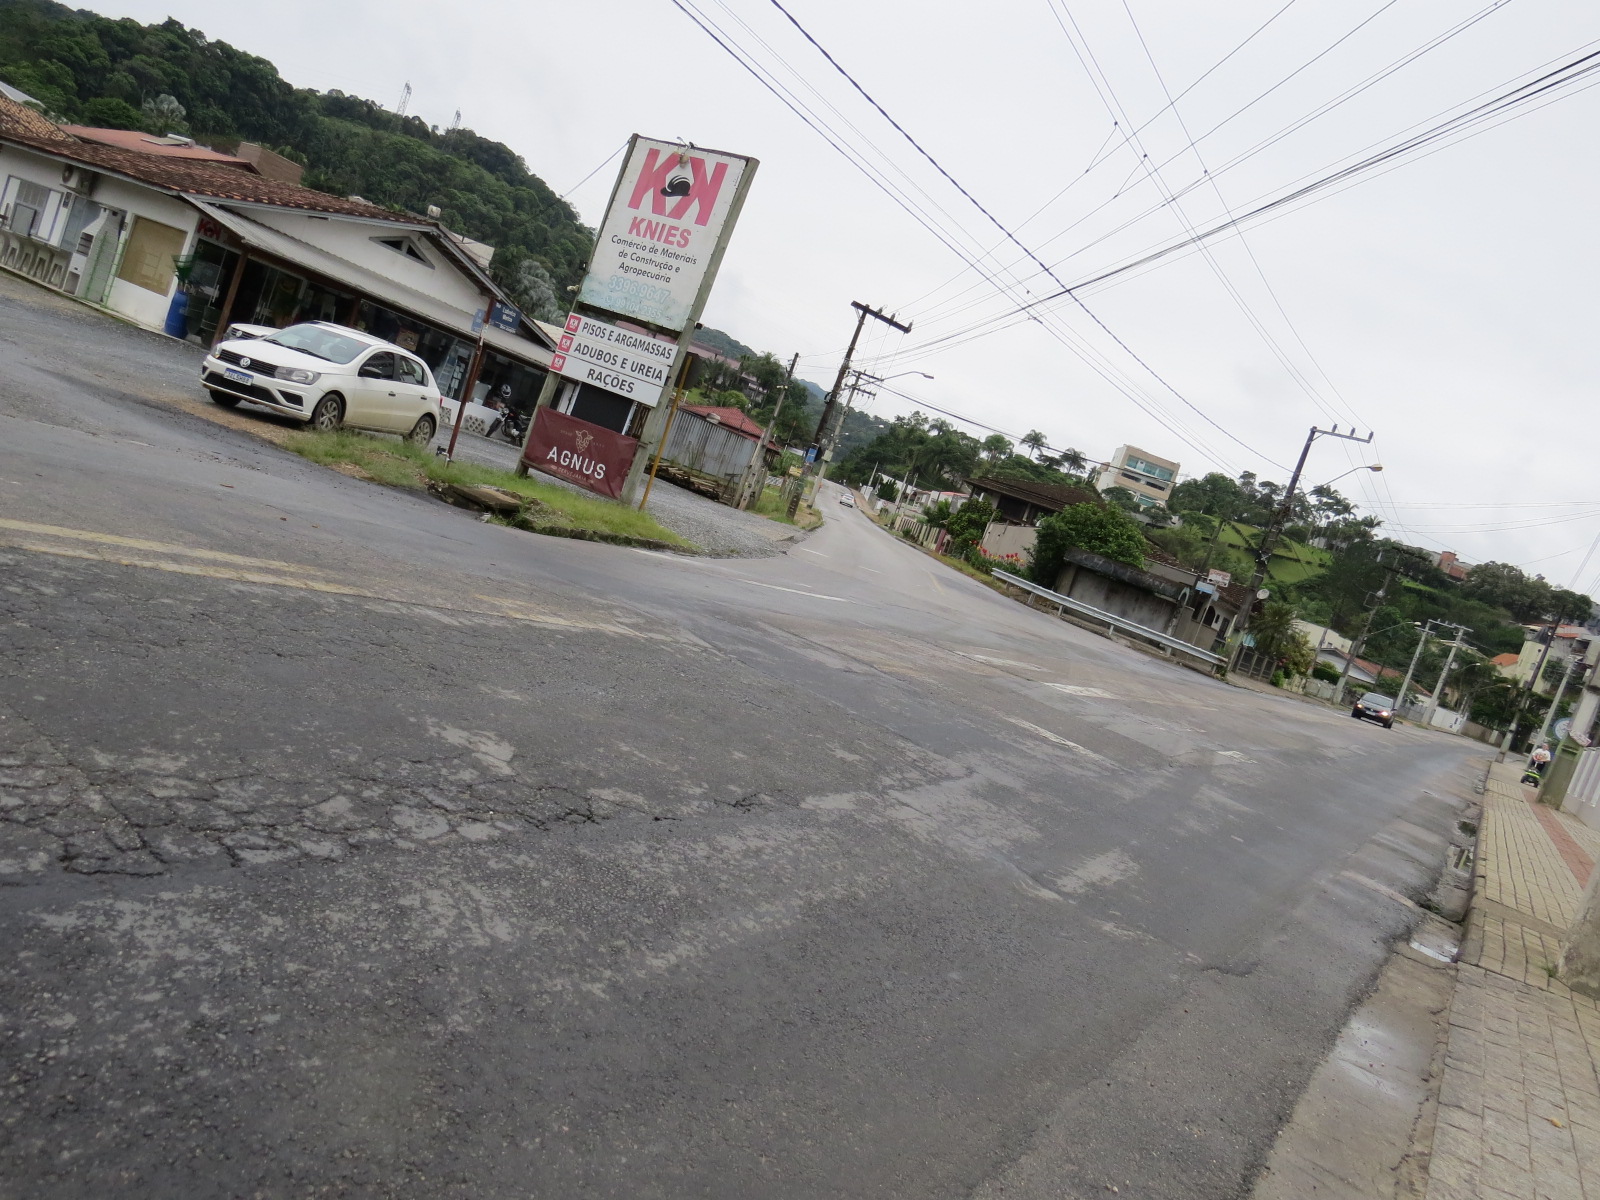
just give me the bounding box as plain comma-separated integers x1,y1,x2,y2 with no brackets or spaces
761,0,1280,470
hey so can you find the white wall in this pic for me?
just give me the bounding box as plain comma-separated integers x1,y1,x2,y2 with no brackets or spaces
96,180,197,330
246,209,486,316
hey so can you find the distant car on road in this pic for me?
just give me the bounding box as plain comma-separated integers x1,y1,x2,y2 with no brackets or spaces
201,321,442,443
1352,691,1397,728
838,492,856,507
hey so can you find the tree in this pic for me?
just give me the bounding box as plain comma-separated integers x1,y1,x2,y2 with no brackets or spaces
922,499,953,530
1020,430,1048,461
980,434,1013,462
1030,502,1146,582
1053,447,1088,475
140,92,187,133
1099,485,1141,513
1169,472,1250,520
945,499,995,554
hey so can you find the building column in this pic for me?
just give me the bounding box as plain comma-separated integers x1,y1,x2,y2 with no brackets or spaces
210,253,250,347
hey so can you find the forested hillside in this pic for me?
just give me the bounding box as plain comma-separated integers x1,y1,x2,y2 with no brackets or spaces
0,0,590,315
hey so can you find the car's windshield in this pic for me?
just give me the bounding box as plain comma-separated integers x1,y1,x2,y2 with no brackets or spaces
261,324,367,364
1362,693,1396,707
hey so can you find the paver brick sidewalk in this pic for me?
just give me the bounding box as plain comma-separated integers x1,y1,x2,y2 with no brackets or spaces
1422,761,1600,1200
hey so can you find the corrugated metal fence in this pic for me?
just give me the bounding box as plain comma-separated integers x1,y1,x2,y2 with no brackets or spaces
659,411,758,495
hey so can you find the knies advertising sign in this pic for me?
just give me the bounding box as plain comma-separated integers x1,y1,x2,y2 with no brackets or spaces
578,138,752,333
550,312,676,407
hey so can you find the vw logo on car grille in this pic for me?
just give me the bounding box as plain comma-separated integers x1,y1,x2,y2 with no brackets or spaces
240,357,251,368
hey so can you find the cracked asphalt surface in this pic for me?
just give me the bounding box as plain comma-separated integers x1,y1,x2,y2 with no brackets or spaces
0,273,1483,1198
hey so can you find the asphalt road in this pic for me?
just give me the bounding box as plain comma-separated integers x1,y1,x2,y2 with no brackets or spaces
0,274,1481,1199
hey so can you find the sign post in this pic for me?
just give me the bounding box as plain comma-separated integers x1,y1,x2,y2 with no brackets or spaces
518,135,757,506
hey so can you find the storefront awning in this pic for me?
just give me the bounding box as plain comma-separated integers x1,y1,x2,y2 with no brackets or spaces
190,200,552,369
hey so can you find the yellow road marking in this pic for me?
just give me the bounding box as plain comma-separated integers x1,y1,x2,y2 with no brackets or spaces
927,570,946,594
0,517,325,573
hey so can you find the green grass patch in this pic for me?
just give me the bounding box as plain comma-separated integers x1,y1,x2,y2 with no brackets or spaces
284,429,692,548
752,485,821,529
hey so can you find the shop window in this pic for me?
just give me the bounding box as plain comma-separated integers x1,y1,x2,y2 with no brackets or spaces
115,216,187,295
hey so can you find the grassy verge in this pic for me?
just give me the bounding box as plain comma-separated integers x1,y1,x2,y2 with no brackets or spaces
284,429,693,548
752,485,822,530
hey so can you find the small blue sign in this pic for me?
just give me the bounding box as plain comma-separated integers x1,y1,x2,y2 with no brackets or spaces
488,301,521,332
804,447,818,465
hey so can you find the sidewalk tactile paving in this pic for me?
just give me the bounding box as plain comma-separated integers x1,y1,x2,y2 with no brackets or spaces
1420,761,1600,1200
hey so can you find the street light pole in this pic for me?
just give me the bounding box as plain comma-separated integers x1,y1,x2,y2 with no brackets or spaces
1423,626,1468,728
1244,426,1376,604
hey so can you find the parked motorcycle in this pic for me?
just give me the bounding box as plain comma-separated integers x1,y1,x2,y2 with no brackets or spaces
496,406,529,444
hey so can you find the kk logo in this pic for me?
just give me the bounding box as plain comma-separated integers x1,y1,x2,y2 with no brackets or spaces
627,148,729,227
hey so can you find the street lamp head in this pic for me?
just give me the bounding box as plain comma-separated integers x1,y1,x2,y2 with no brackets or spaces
1368,463,1384,472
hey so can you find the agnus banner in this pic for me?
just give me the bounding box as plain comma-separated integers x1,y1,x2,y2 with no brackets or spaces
550,312,676,407
521,407,638,500
578,138,752,333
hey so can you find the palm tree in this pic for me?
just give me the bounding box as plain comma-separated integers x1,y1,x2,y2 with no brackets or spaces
1021,430,1048,461
980,433,1013,462
1055,447,1088,475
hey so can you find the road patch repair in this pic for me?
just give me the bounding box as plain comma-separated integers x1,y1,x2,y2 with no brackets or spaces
0,517,668,642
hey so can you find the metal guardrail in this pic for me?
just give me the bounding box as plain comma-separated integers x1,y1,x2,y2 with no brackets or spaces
991,569,1227,670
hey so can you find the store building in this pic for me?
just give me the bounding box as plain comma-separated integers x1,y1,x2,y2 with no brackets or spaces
0,95,556,409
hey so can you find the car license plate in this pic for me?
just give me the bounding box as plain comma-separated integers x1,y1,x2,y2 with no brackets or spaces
223,367,253,385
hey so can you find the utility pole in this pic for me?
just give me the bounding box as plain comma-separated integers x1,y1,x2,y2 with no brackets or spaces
1535,654,1582,746
1506,618,1566,753
1334,551,1400,705
1245,426,1374,599
1395,621,1435,713
735,352,797,510
1422,626,1468,728
808,302,911,467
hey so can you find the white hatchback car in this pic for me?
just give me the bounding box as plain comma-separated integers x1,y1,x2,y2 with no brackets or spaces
200,322,443,443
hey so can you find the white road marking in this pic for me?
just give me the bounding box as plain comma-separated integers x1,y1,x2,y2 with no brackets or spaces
861,567,881,574
955,651,1039,670
1340,870,1419,910
797,548,828,557
1046,683,1115,698
1216,750,1257,763
1005,718,1115,765
738,580,851,603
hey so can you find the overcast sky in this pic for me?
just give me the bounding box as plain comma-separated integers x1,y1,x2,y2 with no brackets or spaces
93,0,1600,584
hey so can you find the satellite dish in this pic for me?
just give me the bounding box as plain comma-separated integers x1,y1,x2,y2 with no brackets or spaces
1256,588,1271,600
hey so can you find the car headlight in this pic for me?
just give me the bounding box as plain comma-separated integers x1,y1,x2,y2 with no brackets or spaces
276,366,321,385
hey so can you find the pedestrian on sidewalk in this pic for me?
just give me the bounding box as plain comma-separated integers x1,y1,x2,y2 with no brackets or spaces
1528,741,1552,781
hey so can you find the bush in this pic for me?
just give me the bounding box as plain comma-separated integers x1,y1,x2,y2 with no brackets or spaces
946,499,996,555
1029,502,1146,583
1312,661,1342,684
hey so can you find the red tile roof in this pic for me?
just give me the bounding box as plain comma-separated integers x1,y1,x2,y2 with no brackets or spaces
62,125,257,171
0,96,409,223
1491,653,1520,666
681,405,765,440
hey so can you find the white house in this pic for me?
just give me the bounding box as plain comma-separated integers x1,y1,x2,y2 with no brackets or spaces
0,95,616,422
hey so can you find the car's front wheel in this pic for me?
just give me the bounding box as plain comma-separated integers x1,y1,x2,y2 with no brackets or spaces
404,413,437,445
207,389,240,408
308,394,344,433
1383,719,1395,729
1351,709,1362,719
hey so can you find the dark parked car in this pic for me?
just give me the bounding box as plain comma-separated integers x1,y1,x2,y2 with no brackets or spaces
1352,691,1397,728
